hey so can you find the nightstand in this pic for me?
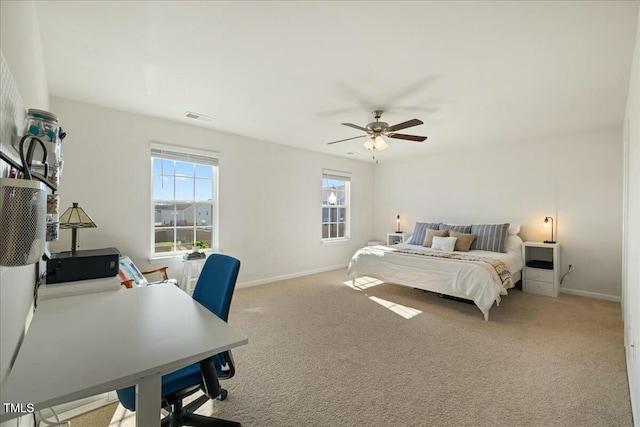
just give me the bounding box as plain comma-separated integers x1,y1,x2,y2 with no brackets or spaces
387,232,410,245
522,242,560,297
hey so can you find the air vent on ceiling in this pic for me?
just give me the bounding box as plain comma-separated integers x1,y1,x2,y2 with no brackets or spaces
184,111,215,122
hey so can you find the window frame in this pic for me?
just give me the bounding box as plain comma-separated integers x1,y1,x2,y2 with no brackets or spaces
149,142,219,259
321,169,351,242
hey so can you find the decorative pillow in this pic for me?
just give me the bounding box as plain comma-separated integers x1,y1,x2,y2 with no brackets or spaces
423,229,449,247
505,234,524,253
508,224,520,235
407,222,441,245
448,230,476,252
470,223,510,253
118,256,149,287
439,223,472,233
431,236,457,252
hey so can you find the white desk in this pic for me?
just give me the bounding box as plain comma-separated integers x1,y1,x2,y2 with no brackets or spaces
0,284,248,426
37,275,122,300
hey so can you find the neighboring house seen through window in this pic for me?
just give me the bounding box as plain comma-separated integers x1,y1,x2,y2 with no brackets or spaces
322,170,351,240
151,143,219,256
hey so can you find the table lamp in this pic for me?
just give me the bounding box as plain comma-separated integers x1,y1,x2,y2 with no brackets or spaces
59,202,97,254
543,216,555,244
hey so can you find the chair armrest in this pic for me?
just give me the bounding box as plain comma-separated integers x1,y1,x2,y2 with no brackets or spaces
215,351,235,380
140,266,169,281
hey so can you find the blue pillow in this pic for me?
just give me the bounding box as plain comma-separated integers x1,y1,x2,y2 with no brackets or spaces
439,223,472,233
470,223,510,253
407,222,441,245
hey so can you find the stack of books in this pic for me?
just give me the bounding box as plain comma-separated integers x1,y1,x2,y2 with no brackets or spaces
183,252,206,260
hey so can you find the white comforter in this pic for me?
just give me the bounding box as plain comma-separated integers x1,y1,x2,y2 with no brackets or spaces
347,243,524,319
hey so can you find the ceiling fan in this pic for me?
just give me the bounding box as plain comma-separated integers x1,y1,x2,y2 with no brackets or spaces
327,110,427,161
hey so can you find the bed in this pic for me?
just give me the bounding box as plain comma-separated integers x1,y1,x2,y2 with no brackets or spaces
347,229,524,321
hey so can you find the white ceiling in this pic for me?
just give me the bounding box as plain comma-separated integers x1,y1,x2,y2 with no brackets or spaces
36,1,638,162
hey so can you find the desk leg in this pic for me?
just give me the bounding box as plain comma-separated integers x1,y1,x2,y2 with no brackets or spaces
136,375,161,426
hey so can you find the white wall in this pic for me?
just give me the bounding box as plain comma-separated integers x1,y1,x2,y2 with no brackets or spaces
48,97,375,285
0,2,48,426
0,1,48,111
373,128,623,299
623,5,640,424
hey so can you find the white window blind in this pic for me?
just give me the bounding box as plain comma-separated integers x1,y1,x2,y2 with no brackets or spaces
150,145,219,166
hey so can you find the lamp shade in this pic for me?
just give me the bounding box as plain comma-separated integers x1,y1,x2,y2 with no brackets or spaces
363,137,375,150
59,202,97,229
374,136,388,151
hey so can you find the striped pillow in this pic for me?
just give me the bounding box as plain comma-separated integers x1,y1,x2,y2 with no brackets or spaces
470,223,510,253
439,223,472,233
407,222,441,245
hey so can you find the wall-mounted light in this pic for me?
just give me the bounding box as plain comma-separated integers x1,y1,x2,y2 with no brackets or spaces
543,216,555,244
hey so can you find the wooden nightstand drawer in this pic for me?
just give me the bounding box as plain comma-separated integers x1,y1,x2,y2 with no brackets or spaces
524,279,555,297
525,267,554,283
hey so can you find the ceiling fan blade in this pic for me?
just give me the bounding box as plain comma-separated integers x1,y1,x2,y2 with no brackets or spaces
341,123,370,132
385,119,423,132
388,133,427,142
327,135,368,145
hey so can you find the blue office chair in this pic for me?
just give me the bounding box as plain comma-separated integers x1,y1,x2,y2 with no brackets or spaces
116,254,242,427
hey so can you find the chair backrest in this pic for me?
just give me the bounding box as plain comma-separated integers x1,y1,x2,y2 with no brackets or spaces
118,256,149,287
192,254,241,321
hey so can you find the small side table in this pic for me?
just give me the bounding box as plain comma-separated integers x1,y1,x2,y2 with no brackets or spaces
387,232,410,245
180,257,207,294
522,242,560,297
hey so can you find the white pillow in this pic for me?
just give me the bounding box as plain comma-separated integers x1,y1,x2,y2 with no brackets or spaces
505,234,524,253
431,236,457,252
508,224,521,235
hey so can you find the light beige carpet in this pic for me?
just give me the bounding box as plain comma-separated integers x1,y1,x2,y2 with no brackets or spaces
71,268,632,426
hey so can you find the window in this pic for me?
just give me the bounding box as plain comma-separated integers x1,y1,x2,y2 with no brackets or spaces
322,170,351,240
151,143,218,256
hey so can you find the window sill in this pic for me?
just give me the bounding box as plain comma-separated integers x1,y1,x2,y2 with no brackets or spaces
321,238,351,245
149,250,217,264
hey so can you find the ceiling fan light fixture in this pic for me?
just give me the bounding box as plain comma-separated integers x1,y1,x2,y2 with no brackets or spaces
363,137,375,150
374,136,388,151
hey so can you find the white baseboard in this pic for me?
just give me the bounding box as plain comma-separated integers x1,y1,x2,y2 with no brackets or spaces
625,350,639,427
559,287,621,303
237,264,348,289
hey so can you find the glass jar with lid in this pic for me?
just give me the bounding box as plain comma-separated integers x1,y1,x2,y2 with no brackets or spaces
23,109,61,167
24,109,59,142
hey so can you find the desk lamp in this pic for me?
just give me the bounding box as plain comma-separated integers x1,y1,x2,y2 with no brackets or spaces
59,202,97,254
543,216,555,244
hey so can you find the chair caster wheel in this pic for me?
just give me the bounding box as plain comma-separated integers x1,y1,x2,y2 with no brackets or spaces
218,388,228,401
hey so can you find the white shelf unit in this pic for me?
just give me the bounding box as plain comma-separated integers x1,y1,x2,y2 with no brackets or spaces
387,232,410,245
522,242,560,297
